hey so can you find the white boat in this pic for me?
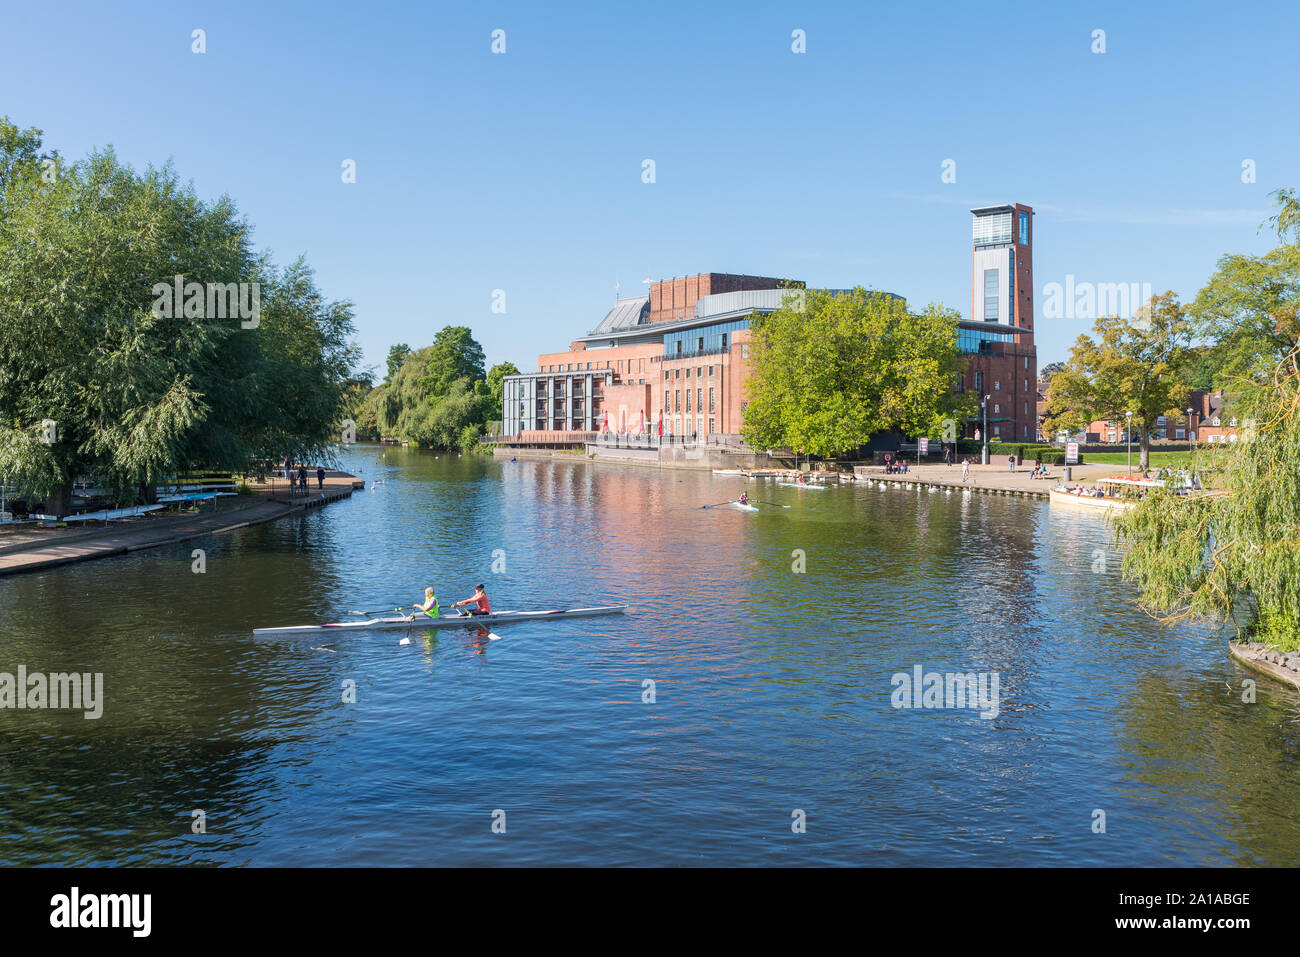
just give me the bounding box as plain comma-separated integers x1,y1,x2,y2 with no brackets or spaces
1048,486,1134,512
777,482,826,490
254,605,629,636
712,469,747,475
730,501,758,511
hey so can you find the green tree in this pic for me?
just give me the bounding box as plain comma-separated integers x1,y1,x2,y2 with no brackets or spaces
424,326,486,396
487,360,520,410
0,143,356,511
742,288,972,457
385,343,411,383
1113,191,1300,650
1042,293,1193,468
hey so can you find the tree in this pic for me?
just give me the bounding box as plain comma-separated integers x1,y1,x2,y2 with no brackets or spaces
0,141,356,511
1041,293,1193,468
1113,191,1300,651
385,343,411,383
1039,360,1066,381
423,326,486,396
741,288,973,457
487,360,520,411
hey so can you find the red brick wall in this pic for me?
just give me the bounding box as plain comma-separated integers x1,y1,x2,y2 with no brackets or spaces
647,273,788,324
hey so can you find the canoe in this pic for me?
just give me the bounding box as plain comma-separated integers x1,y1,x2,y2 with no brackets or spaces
253,605,629,636
730,501,758,511
777,483,827,490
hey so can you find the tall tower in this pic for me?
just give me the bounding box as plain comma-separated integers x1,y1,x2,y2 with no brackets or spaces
970,203,1033,343
962,203,1038,443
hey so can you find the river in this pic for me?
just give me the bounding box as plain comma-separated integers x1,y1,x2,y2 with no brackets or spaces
1,444,1297,866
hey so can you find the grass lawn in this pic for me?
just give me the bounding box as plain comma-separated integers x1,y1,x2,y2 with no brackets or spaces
1082,450,1198,467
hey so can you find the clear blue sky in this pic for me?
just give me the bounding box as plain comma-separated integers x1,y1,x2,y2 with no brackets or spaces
4,0,1297,374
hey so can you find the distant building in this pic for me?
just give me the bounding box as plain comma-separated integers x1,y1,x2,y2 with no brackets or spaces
1081,390,1239,443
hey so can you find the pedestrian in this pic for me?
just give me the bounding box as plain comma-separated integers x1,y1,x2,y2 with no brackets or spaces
288,469,296,494
962,457,970,482
298,464,308,494
316,466,325,489
945,447,952,467
1009,455,1016,474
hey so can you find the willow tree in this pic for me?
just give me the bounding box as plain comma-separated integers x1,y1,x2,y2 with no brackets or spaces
1041,292,1193,468
1113,190,1300,651
742,288,972,457
0,120,356,511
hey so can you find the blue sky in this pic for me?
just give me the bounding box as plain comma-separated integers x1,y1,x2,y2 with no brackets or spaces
4,0,1297,374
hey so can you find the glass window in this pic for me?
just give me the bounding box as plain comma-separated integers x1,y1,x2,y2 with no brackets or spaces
685,368,691,379
993,425,1000,436
675,369,681,380
697,388,702,411
709,388,715,412
1019,210,1029,246
994,381,1000,391
975,371,984,395
708,366,714,377
709,418,715,434
686,390,692,412
973,211,1013,246
983,269,1000,322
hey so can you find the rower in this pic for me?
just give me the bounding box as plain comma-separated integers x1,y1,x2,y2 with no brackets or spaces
412,587,439,619
738,491,749,505
453,584,491,617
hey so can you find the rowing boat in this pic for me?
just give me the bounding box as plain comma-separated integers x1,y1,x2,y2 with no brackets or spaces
730,501,758,511
253,605,629,636
777,482,826,490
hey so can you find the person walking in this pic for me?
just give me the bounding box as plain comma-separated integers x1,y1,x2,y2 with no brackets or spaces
298,464,308,494
962,457,971,482
1009,455,1016,474
945,446,952,467
316,466,325,490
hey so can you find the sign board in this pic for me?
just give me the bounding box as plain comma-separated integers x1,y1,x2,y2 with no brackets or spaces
1066,442,1079,465
918,437,929,454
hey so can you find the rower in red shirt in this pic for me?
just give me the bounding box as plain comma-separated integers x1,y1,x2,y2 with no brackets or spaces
453,584,491,616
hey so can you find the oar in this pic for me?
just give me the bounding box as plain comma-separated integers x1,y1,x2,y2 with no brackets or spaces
699,500,735,509
346,606,405,617
754,500,792,508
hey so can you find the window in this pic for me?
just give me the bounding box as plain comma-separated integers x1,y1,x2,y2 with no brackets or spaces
954,375,965,394
994,381,1000,391
708,365,714,377
1213,417,1220,426
975,371,984,395
709,388,715,413
665,371,670,381
685,367,691,379
721,334,728,350
586,362,591,370
1019,210,1029,246
994,405,1000,414
994,425,1001,436
675,390,680,413
675,369,681,380
685,390,691,413
697,388,702,412
708,418,715,434
697,337,704,352
742,344,749,359
1024,379,1028,392
675,341,682,356
1024,357,1029,369
983,269,1000,322
664,390,669,412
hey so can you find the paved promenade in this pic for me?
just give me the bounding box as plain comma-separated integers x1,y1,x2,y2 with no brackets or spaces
0,469,362,578
850,461,1126,496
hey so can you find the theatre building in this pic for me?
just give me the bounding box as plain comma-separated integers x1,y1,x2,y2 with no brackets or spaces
501,274,826,442
500,203,1039,448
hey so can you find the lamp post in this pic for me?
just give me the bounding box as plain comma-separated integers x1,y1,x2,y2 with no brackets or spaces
1125,411,1133,475
981,396,990,464
1187,406,1194,443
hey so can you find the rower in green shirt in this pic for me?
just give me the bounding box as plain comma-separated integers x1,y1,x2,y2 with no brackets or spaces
411,587,440,619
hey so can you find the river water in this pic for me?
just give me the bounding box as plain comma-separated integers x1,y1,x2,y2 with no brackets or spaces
1,444,1297,866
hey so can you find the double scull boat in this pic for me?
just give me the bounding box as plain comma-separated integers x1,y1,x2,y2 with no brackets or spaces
253,605,629,636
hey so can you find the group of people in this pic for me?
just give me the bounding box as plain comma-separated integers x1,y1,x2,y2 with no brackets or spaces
410,583,492,620
882,453,909,474
282,457,326,495
1027,462,1053,480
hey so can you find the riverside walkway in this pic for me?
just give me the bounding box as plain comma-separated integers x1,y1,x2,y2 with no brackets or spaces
848,461,1124,498
0,469,362,578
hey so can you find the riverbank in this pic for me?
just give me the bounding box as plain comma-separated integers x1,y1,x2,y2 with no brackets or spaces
0,469,362,577
1229,641,1300,691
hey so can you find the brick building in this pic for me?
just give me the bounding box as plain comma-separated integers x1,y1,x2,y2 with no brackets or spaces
956,203,1038,443
501,204,1041,447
